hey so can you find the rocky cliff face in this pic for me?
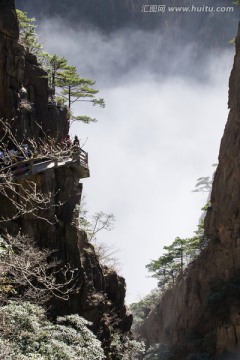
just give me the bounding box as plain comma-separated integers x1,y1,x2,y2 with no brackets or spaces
0,0,68,141
0,1,132,357
138,24,240,360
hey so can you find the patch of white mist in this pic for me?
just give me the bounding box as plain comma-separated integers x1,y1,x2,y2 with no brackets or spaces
37,18,234,303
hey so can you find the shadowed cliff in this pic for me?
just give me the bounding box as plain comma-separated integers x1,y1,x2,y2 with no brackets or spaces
137,23,240,360
0,2,132,358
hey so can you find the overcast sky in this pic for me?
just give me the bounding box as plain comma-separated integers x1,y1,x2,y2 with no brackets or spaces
38,18,235,304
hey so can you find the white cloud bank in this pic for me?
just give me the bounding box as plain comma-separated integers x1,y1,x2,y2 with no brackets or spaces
39,19,235,303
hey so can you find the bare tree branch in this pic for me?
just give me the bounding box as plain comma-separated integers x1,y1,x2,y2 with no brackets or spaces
0,118,75,224
0,233,80,304
89,212,115,242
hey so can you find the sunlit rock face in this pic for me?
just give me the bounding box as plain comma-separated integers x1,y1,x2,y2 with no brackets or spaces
0,1,132,354
137,23,240,360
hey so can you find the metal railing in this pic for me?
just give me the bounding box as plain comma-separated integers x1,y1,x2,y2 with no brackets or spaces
0,147,89,181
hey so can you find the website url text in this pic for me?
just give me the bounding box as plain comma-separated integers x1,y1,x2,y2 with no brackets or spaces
141,5,235,13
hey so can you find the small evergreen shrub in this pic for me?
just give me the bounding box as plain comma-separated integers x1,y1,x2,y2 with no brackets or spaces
109,332,145,359
143,343,173,360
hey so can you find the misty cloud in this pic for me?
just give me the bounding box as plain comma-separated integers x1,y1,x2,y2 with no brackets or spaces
39,19,233,86
38,18,235,302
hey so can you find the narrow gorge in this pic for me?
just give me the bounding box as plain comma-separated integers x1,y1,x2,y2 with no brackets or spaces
1,1,240,359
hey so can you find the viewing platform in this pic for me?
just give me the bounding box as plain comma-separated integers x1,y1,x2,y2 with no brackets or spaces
0,148,90,182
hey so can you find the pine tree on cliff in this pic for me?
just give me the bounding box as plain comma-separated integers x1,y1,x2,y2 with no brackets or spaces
43,54,69,95
16,9,43,56
16,10,105,124
56,65,105,123
146,234,202,290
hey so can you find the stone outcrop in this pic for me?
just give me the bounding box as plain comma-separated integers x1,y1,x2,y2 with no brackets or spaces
0,0,68,141
0,2,132,357
138,24,240,360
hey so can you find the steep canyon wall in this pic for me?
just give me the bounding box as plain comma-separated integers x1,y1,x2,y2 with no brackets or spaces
0,2,132,357
139,24,240,360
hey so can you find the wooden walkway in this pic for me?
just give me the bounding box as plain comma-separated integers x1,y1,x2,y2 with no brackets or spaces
0,148,90,182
